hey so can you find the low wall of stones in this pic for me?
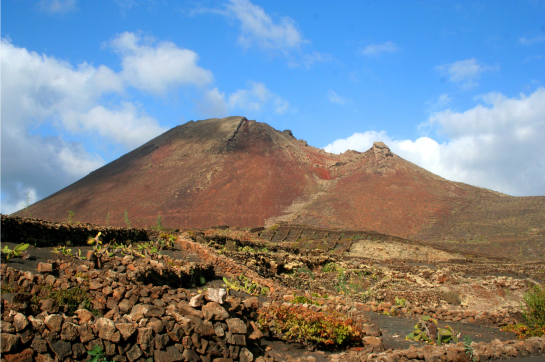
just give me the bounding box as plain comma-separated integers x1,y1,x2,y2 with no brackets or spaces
1,256,261,361
330,337,545,362
363,301,523,328
1,215,153,247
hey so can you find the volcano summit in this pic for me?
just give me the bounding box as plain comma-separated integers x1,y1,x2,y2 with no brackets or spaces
15,116,545,246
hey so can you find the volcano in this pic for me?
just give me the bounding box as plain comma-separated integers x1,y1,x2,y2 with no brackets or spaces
14,116,545,244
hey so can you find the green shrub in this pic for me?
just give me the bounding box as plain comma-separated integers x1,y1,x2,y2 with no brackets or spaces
443,291,461,305
322,262,340,273
291,295,320,306
523,284,545,328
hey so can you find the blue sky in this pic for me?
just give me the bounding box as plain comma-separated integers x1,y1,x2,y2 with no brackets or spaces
2,0,545,214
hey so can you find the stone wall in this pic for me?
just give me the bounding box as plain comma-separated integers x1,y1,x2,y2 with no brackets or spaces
1,255,261,362
1,215,154,247
331,337,545,362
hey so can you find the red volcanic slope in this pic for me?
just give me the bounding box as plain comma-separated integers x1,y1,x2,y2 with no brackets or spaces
16,116,545,243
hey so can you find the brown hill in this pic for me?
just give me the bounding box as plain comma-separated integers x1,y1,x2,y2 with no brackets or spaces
14,116,545,247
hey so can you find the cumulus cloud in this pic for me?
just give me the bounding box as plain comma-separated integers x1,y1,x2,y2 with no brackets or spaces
109,32,214,94
36,0,77,13
327,90,347,105
224,0,306,55
324,88,545,196
436,58,499,89
361,41,398,56
64,102,166,149
0,37,169,214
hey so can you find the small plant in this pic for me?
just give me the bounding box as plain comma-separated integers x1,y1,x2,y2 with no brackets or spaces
291,295,320,306
522,284,545,328
238,246,256,253
406,315,459,345
269,224,279,231
88,345,114,362
1,243,30,261
74,249,87,260
437,325,459,345
124,210,132,228
463,336,477,362
395,296,407,308
406,315,438,343
154,214,163,231
297,267,315,279
222,274,269,296
105,213,110,227
443,290,461,305
322,262,340,273
52,246,72,257
157,233,176,249
67,210,76,225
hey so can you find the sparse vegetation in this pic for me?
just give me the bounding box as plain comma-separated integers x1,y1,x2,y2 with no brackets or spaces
296,267,315,279
463,336,477,362
67,210,76,225
238,245,269,253
1,243,29,261
501,284,545,339
52,245,72,257
153,214,163,231
124,209,131,228
258,304,363,350
443,290,461,305
269,224,279,231
222,274,270,296
406,315,459,345
291,295,320,306
522,284,545,328
88,345,115,362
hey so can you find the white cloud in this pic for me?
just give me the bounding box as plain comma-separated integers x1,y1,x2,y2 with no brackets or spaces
0,37,169,213
436,58,499,89
324,88,545,196
64,102,167,150
36,0,77,13
196,82,289,116
109,32,213,94
327,90,347,105
519,36,545,45
228,82,289,114
197,88,229,118
361,41,398,56
302,51,333,68
426,94,452,112
224,0,306,55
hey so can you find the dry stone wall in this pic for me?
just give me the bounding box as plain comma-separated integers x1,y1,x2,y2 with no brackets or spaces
1,215,152,247
1,255,261,362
